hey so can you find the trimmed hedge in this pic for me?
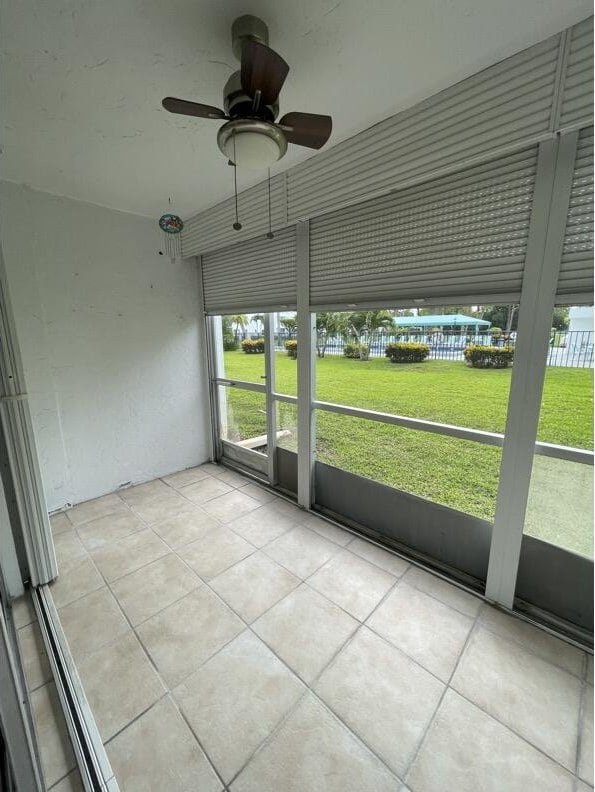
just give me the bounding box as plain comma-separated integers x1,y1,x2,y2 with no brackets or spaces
343,342,368,359
285,340,297,359
241,338,265,354
464,344,514,368
384,342,430,364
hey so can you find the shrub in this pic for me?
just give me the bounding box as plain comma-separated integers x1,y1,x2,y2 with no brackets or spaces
384,342,430,363
464,344,514,368
285,340,297,359
241,338,265,354
223,336,238,351
488,327,502,337
343,342,363,359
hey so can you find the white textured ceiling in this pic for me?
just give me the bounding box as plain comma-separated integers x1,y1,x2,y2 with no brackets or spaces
1,0,591,219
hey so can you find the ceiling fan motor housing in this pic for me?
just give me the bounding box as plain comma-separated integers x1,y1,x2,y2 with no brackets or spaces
223,71,279,122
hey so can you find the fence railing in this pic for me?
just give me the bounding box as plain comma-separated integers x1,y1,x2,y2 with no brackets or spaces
272,330,594,368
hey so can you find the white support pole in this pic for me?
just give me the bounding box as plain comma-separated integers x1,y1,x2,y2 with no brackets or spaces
296,221,315,508
264,314,277,485
485,131,579,607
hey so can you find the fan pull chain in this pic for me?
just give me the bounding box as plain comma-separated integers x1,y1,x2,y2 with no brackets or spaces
266,168,274,239
232,132,242,231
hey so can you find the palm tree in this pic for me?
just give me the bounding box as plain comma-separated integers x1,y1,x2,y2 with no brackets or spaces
230,314,248,342
316,312,348,357
347,310,394,360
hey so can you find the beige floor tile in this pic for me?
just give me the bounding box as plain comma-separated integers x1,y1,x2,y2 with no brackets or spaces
130,491,197,524
300,513,354,547
316,626,443,776
348,536,410,577
451,626,582,769
136,588,243,687
308,550,395,621
111,553,201,625
54,531,88,567
90,529,169,581
50,512,72,535
66,493,128,526
112,553,203,625
48,770,83,792
579,686,594,784
30,683,76,788
576,781,594,792
210,552,300,623
407,689,575,792
230,693,398,792
179,476,234,504
198,462,225,476
77,632,165,741
18,622,51,690
10,592,35,628
162,466,212,489
267,498,305,521
253,585,358,683
403,566,482,618
174,631,304,783
478,605,585,677
177,526,255,580
76,511,144,550
216,468,251,488
107,696,221,792
152,507,220,548
367,582,473,681
264,525,340,579
227,503,300,548
238,482,277,504
58,588,129,661
119,479,171,506
49,556,104,608
202,490,262,524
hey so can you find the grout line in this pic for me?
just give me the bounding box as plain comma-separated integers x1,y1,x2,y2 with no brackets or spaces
402,604,483,782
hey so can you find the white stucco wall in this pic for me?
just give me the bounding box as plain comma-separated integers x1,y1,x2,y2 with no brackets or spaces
569,306,594,333
0,182,210,511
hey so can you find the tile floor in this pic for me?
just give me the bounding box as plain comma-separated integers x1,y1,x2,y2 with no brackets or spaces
19,462,594,791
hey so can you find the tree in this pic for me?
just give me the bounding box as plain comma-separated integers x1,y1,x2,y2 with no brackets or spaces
280,316,297,339
551,307,570,331
479,305,519,332
316,312,348,358
230,314,248,342
251,314,264,334
347,310,395,360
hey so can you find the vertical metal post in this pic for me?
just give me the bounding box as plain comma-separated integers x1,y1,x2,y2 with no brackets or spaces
208,316,225,460
196,256,219,463
296,221,315,508
264,314,277,485
0,241,56,586
486,132,579,607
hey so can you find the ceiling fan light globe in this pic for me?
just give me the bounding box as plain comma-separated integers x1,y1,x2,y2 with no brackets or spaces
225,131,280,169
217,119,287,169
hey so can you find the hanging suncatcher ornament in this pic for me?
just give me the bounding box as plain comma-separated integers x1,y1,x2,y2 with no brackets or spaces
158,204,184,262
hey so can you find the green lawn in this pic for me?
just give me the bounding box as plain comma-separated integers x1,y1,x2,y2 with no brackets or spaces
222,351,593,552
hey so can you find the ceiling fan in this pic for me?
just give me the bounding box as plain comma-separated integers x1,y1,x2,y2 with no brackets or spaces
162,15,332,170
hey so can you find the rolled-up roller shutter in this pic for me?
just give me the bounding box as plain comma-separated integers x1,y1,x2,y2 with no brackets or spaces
309,146,539,309
557,126,594,301
200,226,296,314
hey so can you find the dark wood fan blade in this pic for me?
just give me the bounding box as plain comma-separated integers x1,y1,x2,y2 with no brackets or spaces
241,40,289,106
278,112,332,149
162,97,226,120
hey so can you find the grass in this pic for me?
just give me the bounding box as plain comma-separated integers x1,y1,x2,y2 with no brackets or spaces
222,350,593,551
